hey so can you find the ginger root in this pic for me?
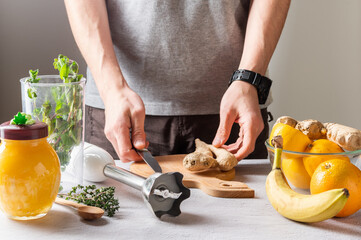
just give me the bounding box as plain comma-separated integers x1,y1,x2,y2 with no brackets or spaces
208,144,238,171
324,123,361,151
275,116,298,128
296,119,327,140
183,139,237,171
183,139,218,171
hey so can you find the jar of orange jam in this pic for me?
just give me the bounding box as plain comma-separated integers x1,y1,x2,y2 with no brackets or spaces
0,121,60,220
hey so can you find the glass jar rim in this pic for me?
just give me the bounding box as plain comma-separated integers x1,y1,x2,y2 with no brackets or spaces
265,138,361,156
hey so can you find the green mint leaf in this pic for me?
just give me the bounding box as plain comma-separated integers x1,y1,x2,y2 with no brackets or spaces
33,107,41,120
29,69,40,83
60,64,70,81
25,69,40,84
53,54,82,82
76,74,83,82
27,88,37,99
25,114,35,125
12,112,27,125
70,61,79,74
10,112,35,125
53,54,71,80
25,69,39,99
41,101,52,116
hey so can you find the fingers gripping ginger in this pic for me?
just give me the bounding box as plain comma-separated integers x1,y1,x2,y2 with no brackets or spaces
183,139,237,171
324,123,361,151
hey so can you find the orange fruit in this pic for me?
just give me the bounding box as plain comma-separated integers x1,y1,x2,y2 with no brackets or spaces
303,139,349,177
310,159,361,217
270,123,312,152
281,156,311,189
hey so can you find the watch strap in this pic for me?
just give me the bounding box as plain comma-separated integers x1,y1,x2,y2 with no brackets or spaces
229,69,272,105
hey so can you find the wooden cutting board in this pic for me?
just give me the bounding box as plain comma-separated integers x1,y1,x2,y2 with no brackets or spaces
130,154,254,198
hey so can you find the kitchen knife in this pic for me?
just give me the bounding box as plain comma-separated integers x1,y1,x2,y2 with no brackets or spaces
136,149,163,173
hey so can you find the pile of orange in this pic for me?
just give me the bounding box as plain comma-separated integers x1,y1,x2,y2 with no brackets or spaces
269,122,361,217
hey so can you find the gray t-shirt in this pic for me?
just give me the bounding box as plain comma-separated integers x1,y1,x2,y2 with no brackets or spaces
86,0,271,115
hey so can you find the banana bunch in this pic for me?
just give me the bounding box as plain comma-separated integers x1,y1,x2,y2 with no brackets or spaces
266,136,349,223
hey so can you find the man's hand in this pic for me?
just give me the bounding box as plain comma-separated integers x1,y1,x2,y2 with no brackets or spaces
212,0,290,160
103,86,147,162
212,81,264,160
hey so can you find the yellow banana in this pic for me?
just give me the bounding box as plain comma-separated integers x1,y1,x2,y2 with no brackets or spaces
266,136,349,223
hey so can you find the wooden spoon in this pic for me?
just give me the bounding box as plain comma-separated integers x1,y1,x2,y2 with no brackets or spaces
55,197,104,220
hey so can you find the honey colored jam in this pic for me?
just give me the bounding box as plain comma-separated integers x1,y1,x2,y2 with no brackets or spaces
0,121,60,220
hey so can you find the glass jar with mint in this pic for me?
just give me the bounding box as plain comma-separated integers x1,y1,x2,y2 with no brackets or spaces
20,55,86,192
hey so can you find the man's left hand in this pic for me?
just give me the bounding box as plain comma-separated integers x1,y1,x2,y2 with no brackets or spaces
212,81,264,160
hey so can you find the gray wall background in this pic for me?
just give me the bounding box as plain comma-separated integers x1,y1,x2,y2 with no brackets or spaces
1,1,361,131
0,0,85,122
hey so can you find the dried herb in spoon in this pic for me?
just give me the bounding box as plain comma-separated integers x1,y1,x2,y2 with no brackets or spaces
58,185,120,217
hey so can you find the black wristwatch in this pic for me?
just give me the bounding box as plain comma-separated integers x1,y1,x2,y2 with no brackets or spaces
229,69,272,105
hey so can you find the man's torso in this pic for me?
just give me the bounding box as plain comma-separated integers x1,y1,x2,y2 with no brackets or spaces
86,0,251,115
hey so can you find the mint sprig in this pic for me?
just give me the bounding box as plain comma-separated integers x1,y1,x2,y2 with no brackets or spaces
10,112,35,125
27,69,40,83
53,54,83,83
26,54,84,169
25,69,40,99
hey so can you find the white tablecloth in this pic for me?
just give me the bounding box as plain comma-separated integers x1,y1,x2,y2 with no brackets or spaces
1,159,360,240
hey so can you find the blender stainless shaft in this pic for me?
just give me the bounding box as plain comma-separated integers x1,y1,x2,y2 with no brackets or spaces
104,164,144,191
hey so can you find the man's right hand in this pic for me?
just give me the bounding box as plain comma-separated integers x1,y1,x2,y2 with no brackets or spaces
103,86,147,163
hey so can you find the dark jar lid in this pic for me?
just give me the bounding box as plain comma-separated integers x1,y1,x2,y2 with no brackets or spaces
0,121,48,140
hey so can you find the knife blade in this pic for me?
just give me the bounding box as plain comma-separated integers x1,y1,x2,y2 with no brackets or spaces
136,149,163,173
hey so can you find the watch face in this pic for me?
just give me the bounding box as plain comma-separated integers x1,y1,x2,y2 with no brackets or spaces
258,78,272,104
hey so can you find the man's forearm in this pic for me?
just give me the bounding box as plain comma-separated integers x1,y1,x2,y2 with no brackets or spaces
64,0,127,102
239,0,291,75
